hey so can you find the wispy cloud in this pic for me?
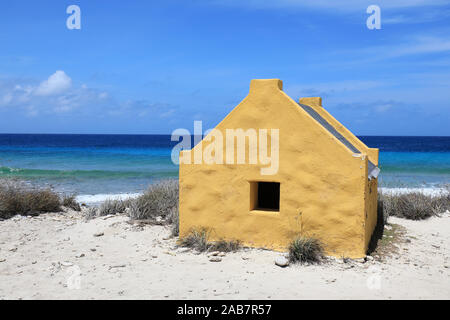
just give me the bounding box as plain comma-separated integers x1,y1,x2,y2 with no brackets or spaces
327,98,448,135
208,0,449,12
383,9,450,24
208,0,450,26
320,33,450,69
388,35,450,57
347,34,450,67
285,80,384,99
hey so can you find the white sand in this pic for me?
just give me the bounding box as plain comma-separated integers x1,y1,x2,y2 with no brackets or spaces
0,209,449,300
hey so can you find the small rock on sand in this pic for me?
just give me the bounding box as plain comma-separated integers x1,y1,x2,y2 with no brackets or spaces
93,232,104,237
109,264,126,270
275,256,289,268
209,257,222,262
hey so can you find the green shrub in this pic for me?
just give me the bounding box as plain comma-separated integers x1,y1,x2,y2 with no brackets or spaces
288,236,324,264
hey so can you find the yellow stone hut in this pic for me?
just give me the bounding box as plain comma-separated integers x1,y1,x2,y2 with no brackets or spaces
179,79,380,258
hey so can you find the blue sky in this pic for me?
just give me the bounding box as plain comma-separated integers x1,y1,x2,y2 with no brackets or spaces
0,0,449,135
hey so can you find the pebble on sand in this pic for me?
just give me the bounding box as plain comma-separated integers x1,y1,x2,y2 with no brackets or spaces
209,257,222,262
275,256,289,268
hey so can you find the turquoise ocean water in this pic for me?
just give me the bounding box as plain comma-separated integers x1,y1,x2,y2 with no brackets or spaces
0,135,448,201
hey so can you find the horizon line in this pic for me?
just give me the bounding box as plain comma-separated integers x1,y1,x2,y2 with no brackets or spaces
0,133,449,138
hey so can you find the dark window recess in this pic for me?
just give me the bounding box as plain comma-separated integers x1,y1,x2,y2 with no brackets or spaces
257,182,280,211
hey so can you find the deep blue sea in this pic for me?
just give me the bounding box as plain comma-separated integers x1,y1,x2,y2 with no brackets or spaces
0,134,449,200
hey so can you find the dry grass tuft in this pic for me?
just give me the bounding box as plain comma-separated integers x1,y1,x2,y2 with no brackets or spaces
288,236,324,264
167,206,179,237
0,179,61,219
85,207,98,220
82,180,179,233
379,190,449,220
208,239,242,252
61,194,81,211
128,180,178,221
179,227,211,252
98,199,128,216
179,227,242,253
84,199,128,220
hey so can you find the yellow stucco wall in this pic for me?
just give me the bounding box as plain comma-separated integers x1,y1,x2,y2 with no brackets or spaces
179,79,378,258
298,97,379,253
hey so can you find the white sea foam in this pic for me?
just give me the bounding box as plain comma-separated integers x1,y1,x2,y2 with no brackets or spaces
76,193,142,205
380,187,448,197
76,187,448,206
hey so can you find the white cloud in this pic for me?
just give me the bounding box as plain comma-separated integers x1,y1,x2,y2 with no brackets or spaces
375,103,393,113
0,73,179,121
98,92,108,99
35,70,72,96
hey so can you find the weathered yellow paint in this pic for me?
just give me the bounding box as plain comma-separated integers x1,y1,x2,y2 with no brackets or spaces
179,79,378,258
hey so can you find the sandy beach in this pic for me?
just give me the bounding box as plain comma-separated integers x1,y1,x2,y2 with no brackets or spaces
0,207,449,300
